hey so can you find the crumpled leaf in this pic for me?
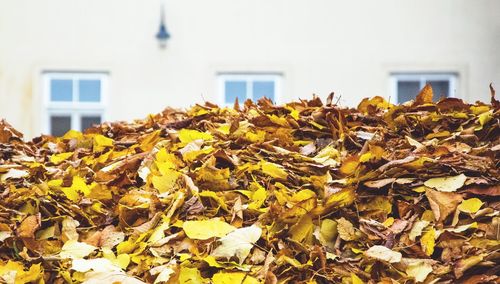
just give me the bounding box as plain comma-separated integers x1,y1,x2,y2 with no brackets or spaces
211,225,262,264
364,245,402,263
337,217,358,241
425,188,463,222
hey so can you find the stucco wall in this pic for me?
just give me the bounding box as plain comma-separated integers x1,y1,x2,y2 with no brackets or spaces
0,0,499,138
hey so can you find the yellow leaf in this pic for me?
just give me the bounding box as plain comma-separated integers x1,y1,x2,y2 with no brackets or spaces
62,129,83,140
425,131,451,139
183,146,214,162
458,198,483,213
60,240,97,259
291,189,317,203
212,272,260,284
139,130,161,152
217,124,231,135
0,261,43,284
156,148,181,168
312,145,340,167
260,161,288,179
470,105,490,115
102,247,130,270
178,129,213,144
179,267,206,284
286,106,300,120
61,186,80,202
478,110,493,126
269,114,289,126
351,273,365,284
423,174,467,192
199,191,229,211
248,182,267,210
116,239,137,255
317,219,337,248
244,130,266,143
71,176,90,196
383,217,395,227
152,169,180,194
289,214,314,243
93,134,114,152
406,260,433,283
340,156,359,176
182,219,236,240
50,152,73,164
421,227,435,256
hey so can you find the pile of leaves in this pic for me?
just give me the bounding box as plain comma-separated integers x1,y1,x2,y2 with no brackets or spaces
0,84,499,284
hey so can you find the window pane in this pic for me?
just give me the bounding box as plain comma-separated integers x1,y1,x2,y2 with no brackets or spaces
397,81,420,103
225,81,246,104
50,115,71,136
50,79,73,101
426,80,450,100
253,81,275,101
81,116,101,130
79,79,101,102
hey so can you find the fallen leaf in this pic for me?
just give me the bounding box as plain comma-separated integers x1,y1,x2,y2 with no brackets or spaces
457,198,483,213
405,260,433,283
425,188,463,222
365,245,402,263
211,225,262,264
60,240,97,259
424,174,467,192
183,219,235,240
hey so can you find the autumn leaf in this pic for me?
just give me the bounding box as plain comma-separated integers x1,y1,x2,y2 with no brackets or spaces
414,83,433,105
405,260,433,282
424,174,467,192
60,240,97,259
182,219,236,240
211,225,262,264
420,227,435,256
364,245,402,263
425,188,463,222
457,198,483,213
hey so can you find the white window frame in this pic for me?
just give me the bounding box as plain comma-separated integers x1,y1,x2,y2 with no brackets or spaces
217,73,283,106
42,72,108,135
390,73,458,104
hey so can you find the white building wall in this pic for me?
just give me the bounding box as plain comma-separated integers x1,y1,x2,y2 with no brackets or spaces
0,0,499,137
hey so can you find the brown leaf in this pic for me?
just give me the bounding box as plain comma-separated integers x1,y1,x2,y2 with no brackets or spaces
414,84,433,105
425,188,463,223
17,214,41,238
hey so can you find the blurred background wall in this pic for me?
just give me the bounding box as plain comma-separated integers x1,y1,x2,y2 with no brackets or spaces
0,0,499,138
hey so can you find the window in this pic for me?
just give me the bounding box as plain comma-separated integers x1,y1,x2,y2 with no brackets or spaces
390,73,457,104
43,72,108,136
218,74,282,105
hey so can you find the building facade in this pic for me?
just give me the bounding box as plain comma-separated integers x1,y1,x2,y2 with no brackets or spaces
1,0,499,138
